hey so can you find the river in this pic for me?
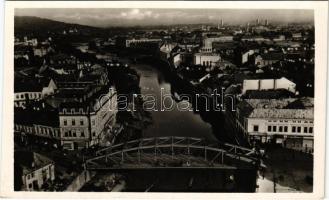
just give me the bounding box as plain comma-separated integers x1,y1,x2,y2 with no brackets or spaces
130,62,217,142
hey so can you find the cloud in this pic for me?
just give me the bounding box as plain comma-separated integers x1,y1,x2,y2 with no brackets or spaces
119,9,158,20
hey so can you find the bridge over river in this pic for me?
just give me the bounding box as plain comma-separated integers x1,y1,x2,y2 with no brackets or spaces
81,137,260,192
85,136,259,170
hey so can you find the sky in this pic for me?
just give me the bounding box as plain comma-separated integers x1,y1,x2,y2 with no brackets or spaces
15,8,314,27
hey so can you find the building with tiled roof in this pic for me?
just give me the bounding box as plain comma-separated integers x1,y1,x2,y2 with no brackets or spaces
14,83,118,150
14,151,55,191
235,97,314,152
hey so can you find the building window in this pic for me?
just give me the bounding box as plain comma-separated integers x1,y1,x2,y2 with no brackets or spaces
72,119,75,126
21,94,24,98
80,120,83,126
284,126,288,132
31,172,34,178
273,126,277,132
28,183,32,188
92,132,96,137
304,127,308,133
292,126,296,133
81,131,85,137
63,120,67,126
309,127,313,133
297,127,301,133
72,131,76,137
65,132,68,137
279,126,283,132
267,126,271,132
253,125,259,132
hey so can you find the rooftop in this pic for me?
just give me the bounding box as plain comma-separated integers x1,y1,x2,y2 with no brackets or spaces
14,151,54,175
249,108,313,119
238,98,314,120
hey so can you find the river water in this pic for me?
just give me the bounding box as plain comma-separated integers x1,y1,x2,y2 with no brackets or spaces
131,62,217,142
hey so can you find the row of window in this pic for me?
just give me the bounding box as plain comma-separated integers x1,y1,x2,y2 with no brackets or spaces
37,127,60,137
202,61,213,67
63,119,97,127
62,108,86,114
267,125,288,133
26,165,52,180
64,130,85,137
15,125,60,137
26,172,35,180
63,119,84,126
253,125,313,134
15,93,41,100
291,126,313,133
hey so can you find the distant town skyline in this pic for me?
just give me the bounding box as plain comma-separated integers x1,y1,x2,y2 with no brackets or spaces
15,8,314,27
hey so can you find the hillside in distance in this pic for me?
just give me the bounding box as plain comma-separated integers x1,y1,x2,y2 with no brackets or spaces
14,16,103,36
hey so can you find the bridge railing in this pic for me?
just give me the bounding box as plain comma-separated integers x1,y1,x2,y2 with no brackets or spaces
95,136,255,157
85,136,259,170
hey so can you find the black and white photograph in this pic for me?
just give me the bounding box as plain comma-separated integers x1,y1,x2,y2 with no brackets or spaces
1,1,328,198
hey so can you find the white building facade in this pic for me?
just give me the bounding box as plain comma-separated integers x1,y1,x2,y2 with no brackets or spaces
242,77,296,95
236,98,314,152
193,53,221,67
